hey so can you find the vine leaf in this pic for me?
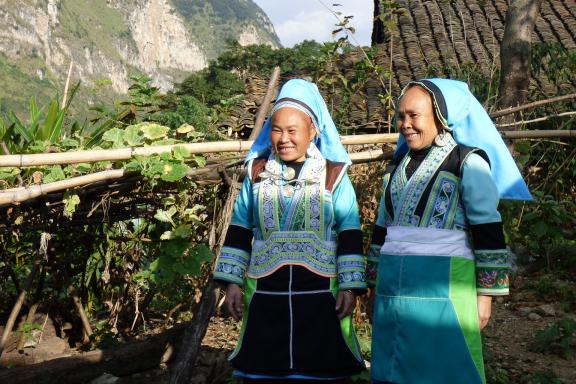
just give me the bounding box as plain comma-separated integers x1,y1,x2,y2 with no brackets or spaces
154,206,177,225
160,163,189,182
102,128,125,148
139,123,169,140
63,192,80,219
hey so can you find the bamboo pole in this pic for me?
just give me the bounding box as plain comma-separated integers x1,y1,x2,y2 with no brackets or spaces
1,130,573,169
0,134,399,168
0,169,126,205
248,66,280,140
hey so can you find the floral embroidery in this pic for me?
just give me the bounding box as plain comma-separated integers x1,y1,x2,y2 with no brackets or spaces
476,267,509,294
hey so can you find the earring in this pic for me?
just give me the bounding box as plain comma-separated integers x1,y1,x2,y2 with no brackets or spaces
434,131,448,147
306,141,315,157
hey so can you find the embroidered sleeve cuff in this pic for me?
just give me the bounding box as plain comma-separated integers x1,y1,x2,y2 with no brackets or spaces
366,244,380,287
337,254,367,290
475,249,510,295
476,266,509,295
213,246,250,286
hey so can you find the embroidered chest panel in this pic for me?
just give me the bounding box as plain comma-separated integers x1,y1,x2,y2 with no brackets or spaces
247,148,338,278
384,140,467,230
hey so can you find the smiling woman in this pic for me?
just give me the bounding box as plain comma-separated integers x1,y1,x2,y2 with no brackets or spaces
213,79,367,382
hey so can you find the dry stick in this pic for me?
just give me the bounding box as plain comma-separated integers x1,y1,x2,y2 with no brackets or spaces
248,66,280,141
69,284,93,343
0,252,42,358
496,111,576,128
16,265,46,352
500,129,576,139
62,270,93,343
490,93,576,118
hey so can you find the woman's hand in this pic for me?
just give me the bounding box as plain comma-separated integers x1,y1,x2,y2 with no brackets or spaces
477,295,493,331
335,290,357,319
224,283,244,321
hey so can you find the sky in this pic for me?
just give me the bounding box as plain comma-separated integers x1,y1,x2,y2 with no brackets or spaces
252,0,373,48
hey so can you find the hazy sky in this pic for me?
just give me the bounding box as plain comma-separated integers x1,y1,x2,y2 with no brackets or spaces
252,0,373,47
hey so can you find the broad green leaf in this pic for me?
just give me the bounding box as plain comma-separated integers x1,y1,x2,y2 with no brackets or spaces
160,231,173,240
172,224,192,239
61,138,80,148
123,125,144,146
154,206,177,225
176,124,194,134
172,146,190,161
533,221,549,238
102,128,125,148
37,99,60,142
194,155,206,167
43,165,66,183
193,244,213,262
75,163,92,173
63,193,80,219
160,162,189,182
139,123,169,140
162,196,176,206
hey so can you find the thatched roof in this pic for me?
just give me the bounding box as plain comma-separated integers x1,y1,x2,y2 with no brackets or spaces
374,0,576,95
220,1,575,134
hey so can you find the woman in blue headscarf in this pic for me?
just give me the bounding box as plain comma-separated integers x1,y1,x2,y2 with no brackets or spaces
213,79,366,382
367,79,531,384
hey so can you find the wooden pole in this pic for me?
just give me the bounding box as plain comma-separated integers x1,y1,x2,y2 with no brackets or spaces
248,66,281,140
0,253,41,358
169,281,219,384
0,131,573,169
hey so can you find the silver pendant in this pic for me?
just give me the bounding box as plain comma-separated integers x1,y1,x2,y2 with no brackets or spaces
282,167,296,181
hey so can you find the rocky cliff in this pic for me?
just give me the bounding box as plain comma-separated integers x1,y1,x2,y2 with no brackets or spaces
0,0,280,111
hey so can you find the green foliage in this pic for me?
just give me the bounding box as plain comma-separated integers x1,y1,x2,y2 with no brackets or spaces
531,318,576,359
527,370,564,384
17,321,43,338
1,82,81,154
532,43,576,86
485,365,510,384
177,66,243,107
154,95,212,133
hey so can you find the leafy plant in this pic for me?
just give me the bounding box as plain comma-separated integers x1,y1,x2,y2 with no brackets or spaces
527,369,564,384
531,318,576,359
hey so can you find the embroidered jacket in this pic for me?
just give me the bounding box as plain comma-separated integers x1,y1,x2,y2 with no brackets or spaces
214,145,366,291
367,135,510,295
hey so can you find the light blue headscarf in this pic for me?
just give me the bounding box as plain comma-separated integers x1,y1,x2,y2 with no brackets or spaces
245,79,351,165
395,78,532,201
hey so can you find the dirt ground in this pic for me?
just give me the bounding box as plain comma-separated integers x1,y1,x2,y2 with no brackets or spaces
2,268,573,384
196,270,575,384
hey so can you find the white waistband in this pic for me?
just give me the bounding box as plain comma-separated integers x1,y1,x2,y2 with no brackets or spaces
381,226,474,260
